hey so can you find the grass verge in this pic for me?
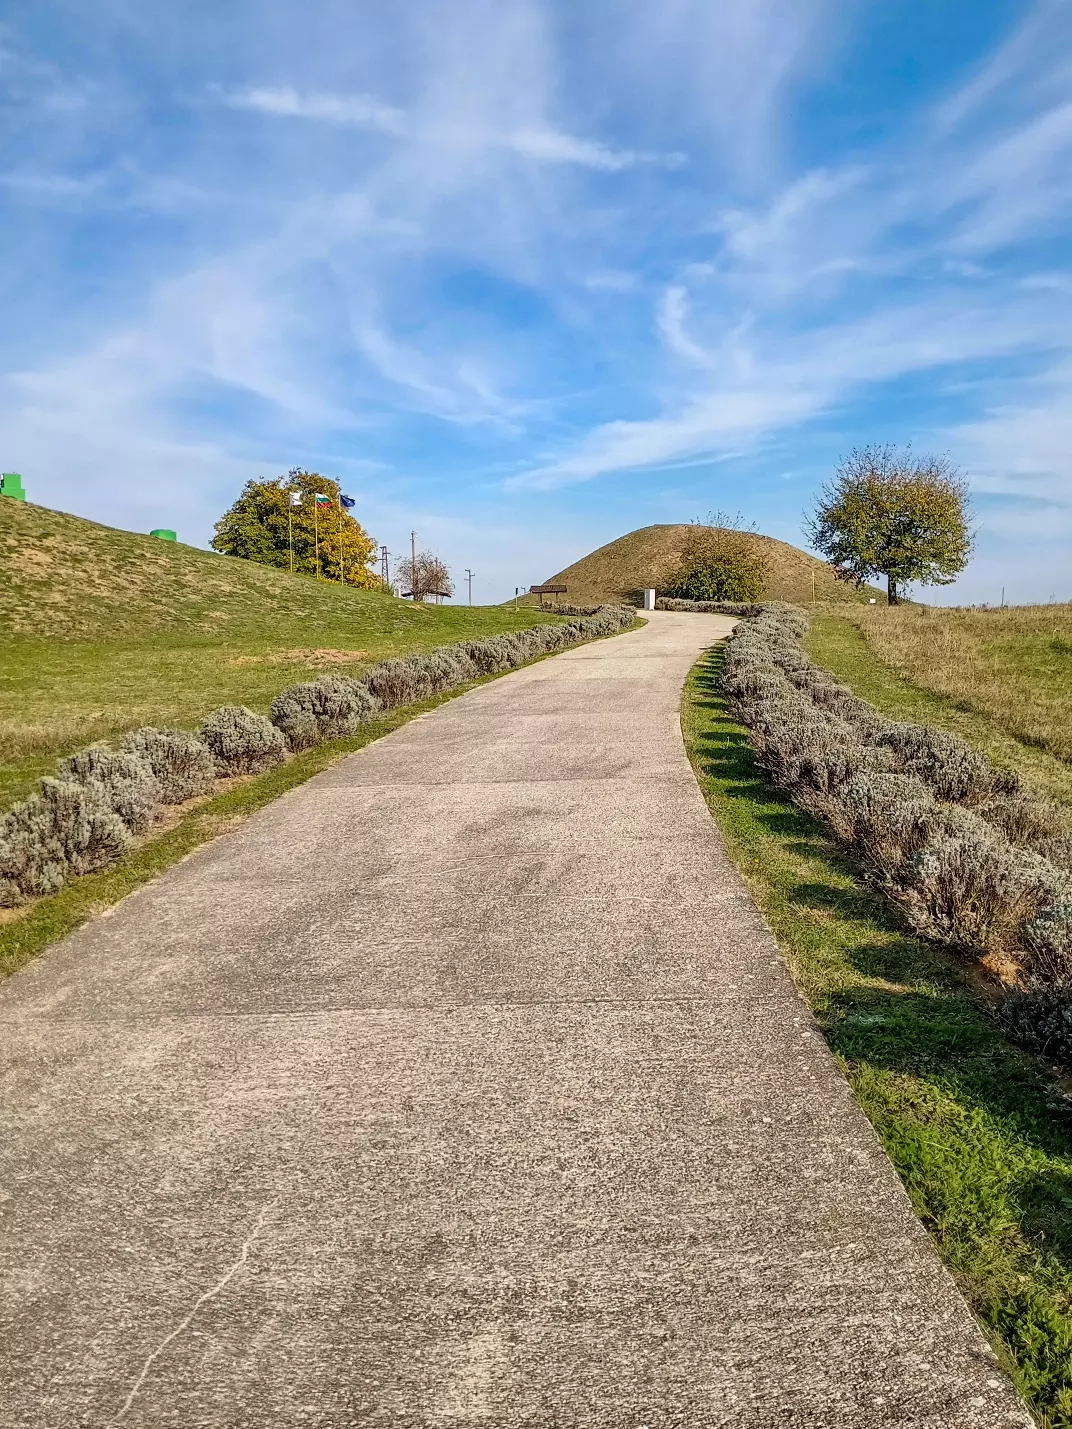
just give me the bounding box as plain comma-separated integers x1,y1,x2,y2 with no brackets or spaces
807,610,1072,810
683,646,1072,1429
0,602,564,812
837,602,1072,765
0,621,642,983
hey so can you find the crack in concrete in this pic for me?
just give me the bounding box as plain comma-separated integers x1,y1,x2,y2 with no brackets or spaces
108,1202,274,1424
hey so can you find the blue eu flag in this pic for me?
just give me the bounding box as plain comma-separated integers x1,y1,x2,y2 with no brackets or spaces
340,494,356,510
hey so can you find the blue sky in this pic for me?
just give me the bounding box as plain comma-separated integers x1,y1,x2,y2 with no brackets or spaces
2,0,1071,603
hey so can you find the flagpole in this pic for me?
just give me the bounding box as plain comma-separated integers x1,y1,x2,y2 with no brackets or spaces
288,501,294,574
314,499,320,579
338,495,344,584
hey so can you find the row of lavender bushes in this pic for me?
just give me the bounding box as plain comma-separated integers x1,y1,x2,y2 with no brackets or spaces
0,606,635,909
720,603,1072,1064
656,597,767,616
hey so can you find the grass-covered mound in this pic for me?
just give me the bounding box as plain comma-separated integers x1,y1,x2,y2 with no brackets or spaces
530,523,880,608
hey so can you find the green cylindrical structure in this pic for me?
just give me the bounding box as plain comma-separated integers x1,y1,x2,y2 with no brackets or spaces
149,528,177,542
1,473,26,501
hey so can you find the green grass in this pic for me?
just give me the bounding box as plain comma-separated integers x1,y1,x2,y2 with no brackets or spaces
807,610,1072,809
0,692,458,982
683,648,1072,1428
0,499,563,809
838,602,1072,766
1,616,646,980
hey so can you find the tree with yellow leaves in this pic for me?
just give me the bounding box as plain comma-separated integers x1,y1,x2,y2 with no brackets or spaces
212,469,382,588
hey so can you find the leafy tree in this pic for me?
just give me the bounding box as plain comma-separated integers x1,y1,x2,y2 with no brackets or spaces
396,549,454,603
664,520,768,602
806,445,973,604
211,470,381,588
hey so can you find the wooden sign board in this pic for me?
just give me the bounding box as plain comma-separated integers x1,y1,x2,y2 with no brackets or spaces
529,584,567,594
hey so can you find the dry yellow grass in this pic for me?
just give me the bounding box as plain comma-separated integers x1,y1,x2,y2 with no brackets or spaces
847,602,1072,764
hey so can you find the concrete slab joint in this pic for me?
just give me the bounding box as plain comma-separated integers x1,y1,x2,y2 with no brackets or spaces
0,611,1033,1427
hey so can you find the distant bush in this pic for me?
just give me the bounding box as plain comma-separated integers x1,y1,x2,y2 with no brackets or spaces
120,727,217,803
57,745,160,834
200,705,286,775
664,525,768,603
657,598,765,617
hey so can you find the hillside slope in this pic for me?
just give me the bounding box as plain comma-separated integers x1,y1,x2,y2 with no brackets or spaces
0,499,560,808
2,498,467,643
534,524,876,606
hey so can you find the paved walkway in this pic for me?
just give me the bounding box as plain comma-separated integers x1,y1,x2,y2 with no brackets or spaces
1,612,1030,1428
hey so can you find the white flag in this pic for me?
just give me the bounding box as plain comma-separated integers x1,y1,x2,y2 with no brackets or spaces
288,491,302,507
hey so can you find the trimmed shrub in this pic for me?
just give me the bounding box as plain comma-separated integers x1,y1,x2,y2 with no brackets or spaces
57,745,160,833
828,772,943,876
359,660,430,710
120,727,217,803
0,778,131,907
899,836,1065,952
656,598,765,617
978,793,1068,852
270,677,380,750
1021,901,1072,986
723,603,1072,968
875,723,1002,804
200,705,286,775
460,636,516,676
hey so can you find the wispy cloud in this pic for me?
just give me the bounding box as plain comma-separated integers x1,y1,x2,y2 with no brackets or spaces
508,127,684,171
224,85,684,171
1,0,1070,602
226,86,407,134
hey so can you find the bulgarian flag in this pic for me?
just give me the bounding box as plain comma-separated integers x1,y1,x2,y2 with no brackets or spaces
314,493,331,506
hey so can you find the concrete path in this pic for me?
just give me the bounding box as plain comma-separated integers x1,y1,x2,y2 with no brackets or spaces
0,612,1029,1428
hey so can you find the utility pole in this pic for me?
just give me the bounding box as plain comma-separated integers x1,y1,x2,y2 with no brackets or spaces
514,586,519,612
381,545,390,588
465,569,474,605
411,530,418,601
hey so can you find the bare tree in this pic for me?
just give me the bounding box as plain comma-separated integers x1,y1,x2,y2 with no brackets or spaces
396,549,454,603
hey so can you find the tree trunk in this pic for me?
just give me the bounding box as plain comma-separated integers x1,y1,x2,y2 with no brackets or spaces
887,575,899,605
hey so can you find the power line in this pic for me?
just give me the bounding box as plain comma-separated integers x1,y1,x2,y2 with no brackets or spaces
464,568,474,605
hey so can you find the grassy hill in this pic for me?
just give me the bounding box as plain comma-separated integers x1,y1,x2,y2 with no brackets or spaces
530,523,878,607
0,499,560,809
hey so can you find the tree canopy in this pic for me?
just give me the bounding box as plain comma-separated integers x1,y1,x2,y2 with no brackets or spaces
805,445,973,604
211,470,381,588
664,523,768,603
